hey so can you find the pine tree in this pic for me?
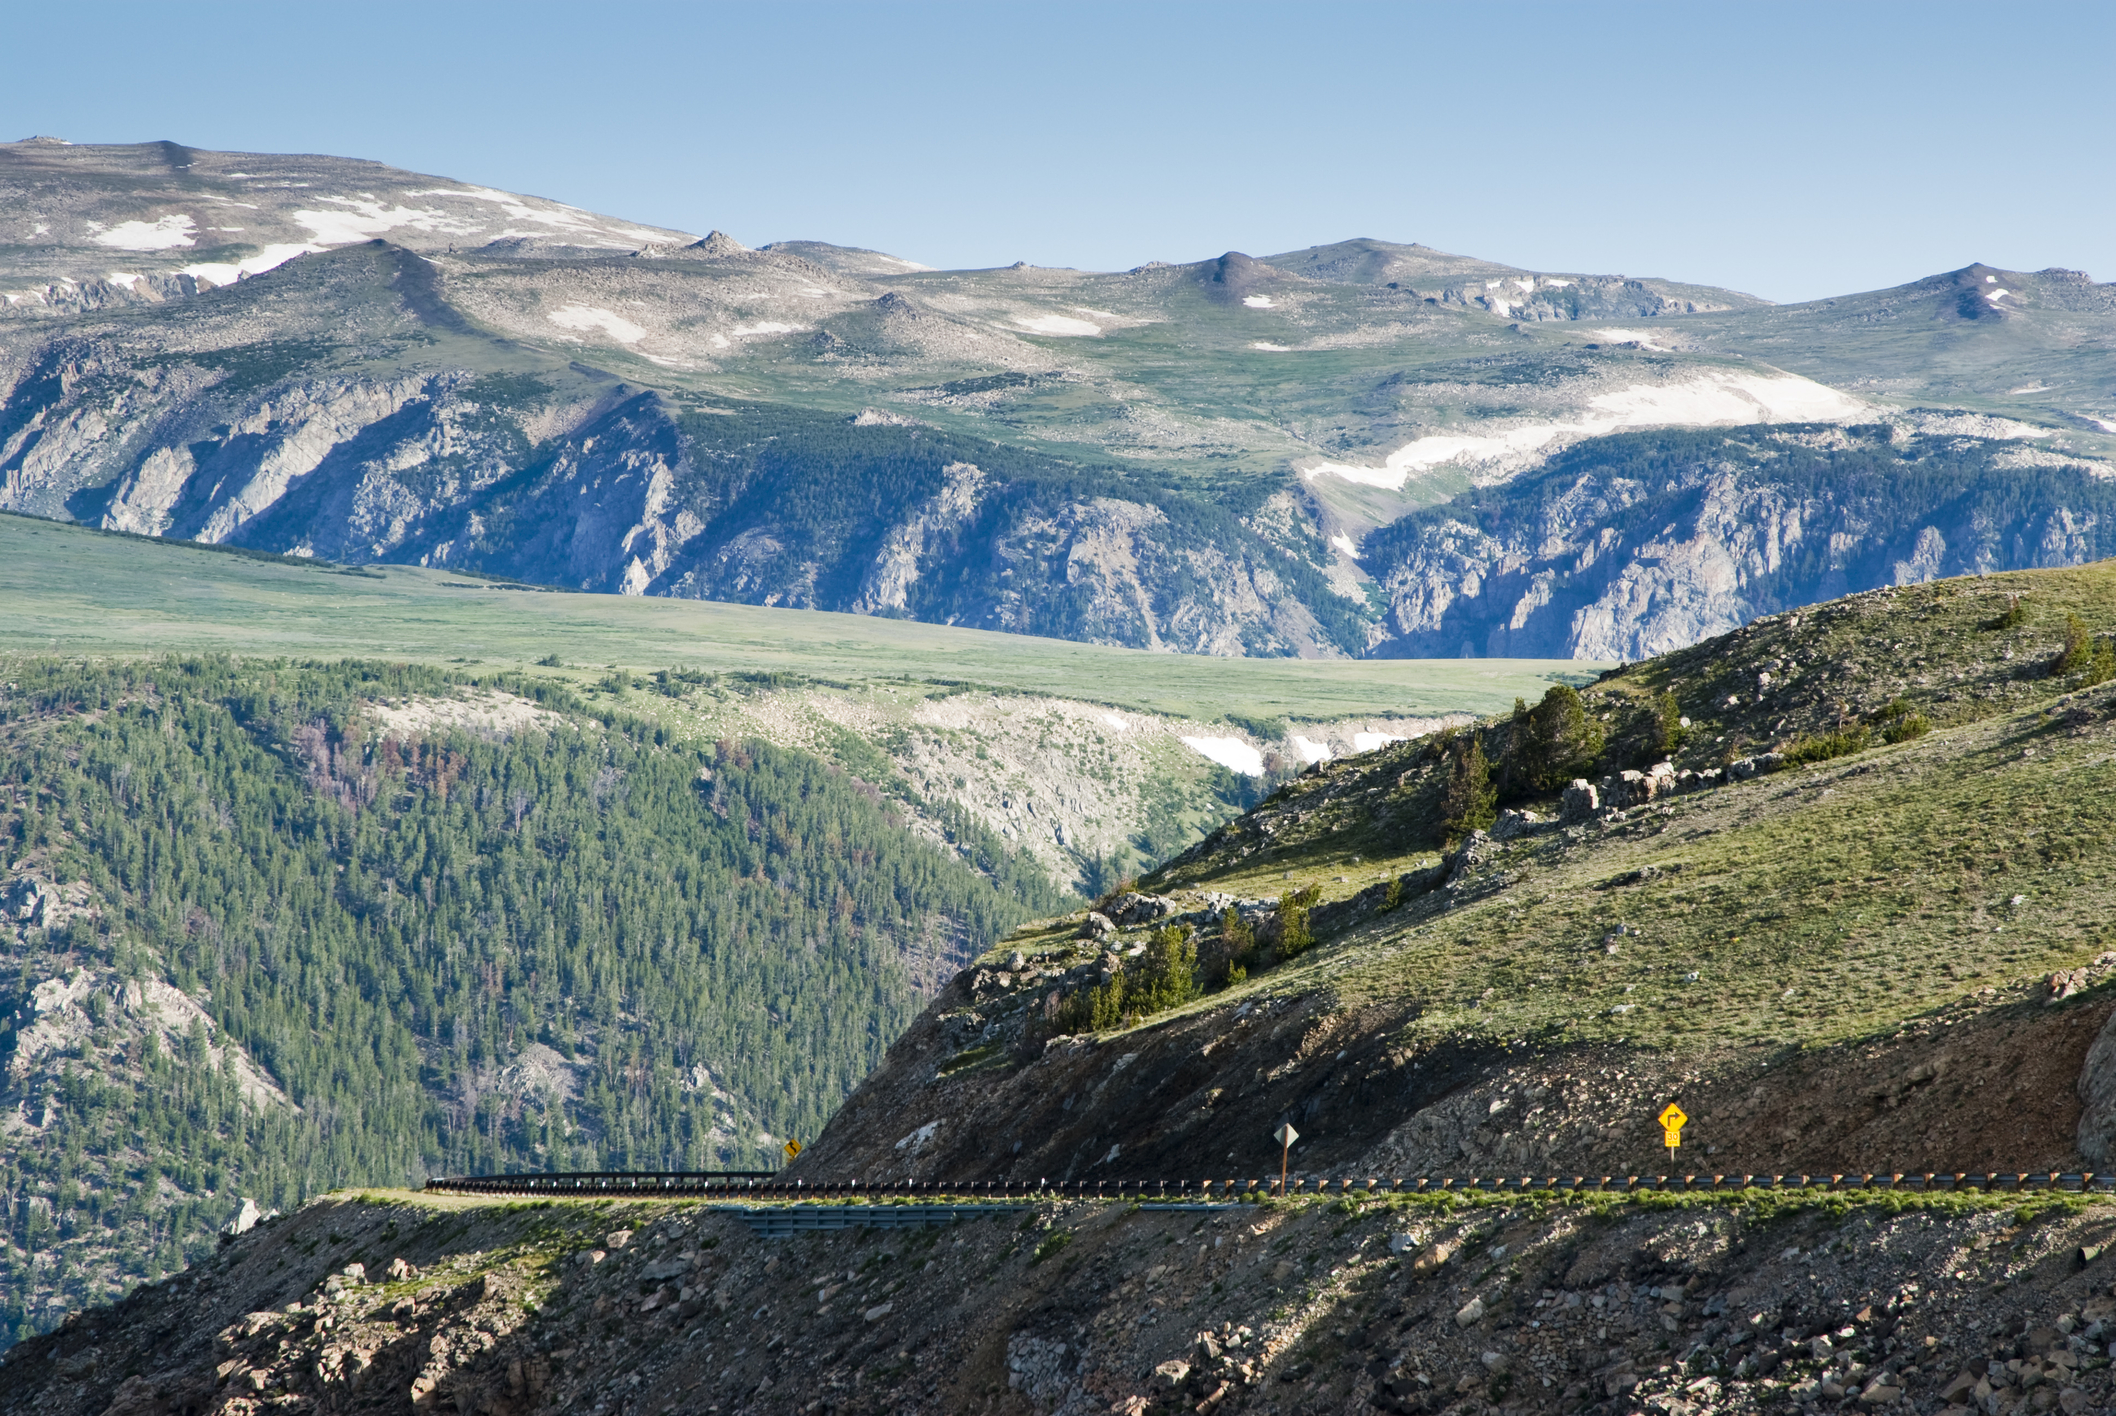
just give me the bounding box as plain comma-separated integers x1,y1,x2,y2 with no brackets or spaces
1441,735,1498,840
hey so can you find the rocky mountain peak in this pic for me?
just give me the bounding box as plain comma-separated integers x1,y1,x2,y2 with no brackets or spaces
687,229,750,257
1198,249,1276,297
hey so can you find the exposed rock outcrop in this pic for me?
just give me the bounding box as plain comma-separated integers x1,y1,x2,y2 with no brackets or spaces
1363,426,2116,660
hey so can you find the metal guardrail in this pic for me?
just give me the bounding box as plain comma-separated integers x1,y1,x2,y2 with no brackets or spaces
424,1170,2116,1200
730,1203,1034,1237
425,1171,778,1197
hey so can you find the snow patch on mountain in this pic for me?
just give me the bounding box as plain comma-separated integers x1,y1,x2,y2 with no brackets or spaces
292,197,482,247
1303,370,1866,491
182,243,323,287
406,185,673,246
548,304,646,344
1589,327,1670,350
92,214,197,250
1179,736,1265,776
1015,313,1100,337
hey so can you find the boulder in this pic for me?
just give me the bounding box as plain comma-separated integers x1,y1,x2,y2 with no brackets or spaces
1730,752,1788,781
2050,968,2091,1003
224,1198,262,1236
1154,1360,1191,1388
1,875,53,925
1491,809,1550,842
1105,892,1180,927
1076,911,1116,941
1559,779,1600,824
1444,830,1492,879
1455,1296,1485,1327
1410,1241,1455,1276
1600,761,1679,810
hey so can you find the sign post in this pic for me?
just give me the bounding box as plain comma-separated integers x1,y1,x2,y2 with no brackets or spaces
1656,1103,1686,1166
1273,1122,1299,1197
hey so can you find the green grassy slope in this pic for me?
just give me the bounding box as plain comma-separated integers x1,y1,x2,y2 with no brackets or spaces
1132,560,2116,1058
0,512,1591,722
1674,263,2116,429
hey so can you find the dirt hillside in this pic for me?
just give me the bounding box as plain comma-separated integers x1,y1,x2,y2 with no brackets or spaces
6,1185,2116,1416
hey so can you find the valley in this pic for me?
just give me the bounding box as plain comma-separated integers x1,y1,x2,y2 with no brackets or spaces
0,518,1577,1343
5,549,2109,1410
6,129,2116,1416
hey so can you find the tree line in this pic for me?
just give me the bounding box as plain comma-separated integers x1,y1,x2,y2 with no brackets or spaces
0,656,1058,1343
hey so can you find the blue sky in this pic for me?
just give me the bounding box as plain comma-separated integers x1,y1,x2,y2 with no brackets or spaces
6,0,2110,302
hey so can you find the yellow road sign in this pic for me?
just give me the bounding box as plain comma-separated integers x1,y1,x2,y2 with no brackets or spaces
783,1138,803,1160
1658,1103,1687,1158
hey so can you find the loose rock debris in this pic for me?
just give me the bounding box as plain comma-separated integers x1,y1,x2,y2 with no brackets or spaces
9,1188,2116,1416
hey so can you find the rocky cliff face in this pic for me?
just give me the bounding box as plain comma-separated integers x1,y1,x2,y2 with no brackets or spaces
1359,424,2116,660
0,243,1368,657
8,141,2116,663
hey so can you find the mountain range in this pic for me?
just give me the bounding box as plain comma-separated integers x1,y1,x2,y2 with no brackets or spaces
6,137,2115,660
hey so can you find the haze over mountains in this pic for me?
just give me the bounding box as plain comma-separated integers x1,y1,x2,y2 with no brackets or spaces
4,136,2115,659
